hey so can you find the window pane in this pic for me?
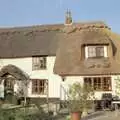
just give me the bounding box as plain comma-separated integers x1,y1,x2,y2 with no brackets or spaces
88,47,96,57
87,46,105,58
103,77,111,91
96,47,104,57
32,79,38,93
32,79,48,95
40,57,46,69
94,77,101,90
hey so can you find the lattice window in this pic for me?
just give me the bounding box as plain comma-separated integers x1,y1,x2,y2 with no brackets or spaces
88,46,104,58
32,79,48,95
32,57,46,70
4,79,14,89
4,75,15,90
84,77,111,91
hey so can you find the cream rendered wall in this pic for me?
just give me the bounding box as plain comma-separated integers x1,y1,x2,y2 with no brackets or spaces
0,81,4,98
111,75,120,96
0,57,62,98
28,57,61,98
60,75,117,100
60,76,84,100
0,57,118,100
0,58,32,74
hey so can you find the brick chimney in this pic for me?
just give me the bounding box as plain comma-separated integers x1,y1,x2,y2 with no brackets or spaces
65,10,72,25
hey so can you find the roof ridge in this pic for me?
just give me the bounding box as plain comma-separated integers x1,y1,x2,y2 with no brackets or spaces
0,21,110,34
0,21,107,29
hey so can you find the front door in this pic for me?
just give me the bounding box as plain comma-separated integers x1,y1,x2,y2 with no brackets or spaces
4,75,15,103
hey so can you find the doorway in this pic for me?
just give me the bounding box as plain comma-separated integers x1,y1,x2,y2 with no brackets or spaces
4,74,15,104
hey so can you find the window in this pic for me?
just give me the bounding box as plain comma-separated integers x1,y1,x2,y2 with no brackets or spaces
32,57,46,70
84,77,111,91
4,79,14,90
88,46,104,58
4,75,14,90
32,79,48,95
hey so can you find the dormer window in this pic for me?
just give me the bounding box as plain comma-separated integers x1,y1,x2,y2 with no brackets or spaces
85,45,107,58
88,46,104,58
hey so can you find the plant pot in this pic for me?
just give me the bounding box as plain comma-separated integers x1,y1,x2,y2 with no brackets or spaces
71,112,82,120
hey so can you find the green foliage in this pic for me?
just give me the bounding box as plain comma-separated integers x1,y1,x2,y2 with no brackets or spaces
0,101,50,120
66,115,70,120
68,82,94,113
0,107,28,120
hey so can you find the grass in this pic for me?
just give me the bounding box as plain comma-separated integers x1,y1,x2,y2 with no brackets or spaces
0,102,52,120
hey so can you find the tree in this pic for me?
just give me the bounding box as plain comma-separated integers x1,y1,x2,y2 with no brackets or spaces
67,82,94,120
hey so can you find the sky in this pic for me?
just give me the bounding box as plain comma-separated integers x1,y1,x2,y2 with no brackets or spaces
0,0,120,33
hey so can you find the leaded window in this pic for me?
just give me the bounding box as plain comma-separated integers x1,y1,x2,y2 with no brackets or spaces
32,57,46,70
32,79,48,95
84,77,111,91
88,46,104,58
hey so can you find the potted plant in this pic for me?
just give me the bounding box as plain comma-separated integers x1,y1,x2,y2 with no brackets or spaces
68,82,94,120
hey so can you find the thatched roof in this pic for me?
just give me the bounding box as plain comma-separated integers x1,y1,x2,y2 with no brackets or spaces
0,21,120,75
0,21,109,58
54,27,120,75
0,65,29,80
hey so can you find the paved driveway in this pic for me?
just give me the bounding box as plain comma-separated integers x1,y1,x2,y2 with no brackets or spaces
55,111,120,120
85,111,120,120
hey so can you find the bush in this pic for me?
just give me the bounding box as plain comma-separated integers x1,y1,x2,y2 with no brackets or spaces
0,104,51,120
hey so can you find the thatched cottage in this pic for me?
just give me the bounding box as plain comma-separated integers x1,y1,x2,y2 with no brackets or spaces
0,12,120,107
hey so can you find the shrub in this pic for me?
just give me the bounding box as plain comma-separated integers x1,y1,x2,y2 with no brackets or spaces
68,82,94,113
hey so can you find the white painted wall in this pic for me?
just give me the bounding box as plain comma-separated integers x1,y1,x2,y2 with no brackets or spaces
0,81,4,98
28,57,61,98
0,57,118,100
111,75,120,96
60,76,84,100
0,57,62,98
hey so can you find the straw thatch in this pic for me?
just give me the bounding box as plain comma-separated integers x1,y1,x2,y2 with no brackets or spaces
54,28,120,75
0,64,29,81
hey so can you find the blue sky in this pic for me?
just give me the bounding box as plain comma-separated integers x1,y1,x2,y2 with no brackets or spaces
0,0,120,33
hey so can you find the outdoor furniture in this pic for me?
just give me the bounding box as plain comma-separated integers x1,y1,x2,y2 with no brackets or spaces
111,101,120,110
94,100,102,110
101,93,112,110
111,95,120,111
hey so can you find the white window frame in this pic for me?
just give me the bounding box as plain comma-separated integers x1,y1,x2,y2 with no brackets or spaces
32,79,48,95
85,45,108,59
32,57,47,70
84,77,112,91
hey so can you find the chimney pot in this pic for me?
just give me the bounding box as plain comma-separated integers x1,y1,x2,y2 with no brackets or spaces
65,10,73,25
